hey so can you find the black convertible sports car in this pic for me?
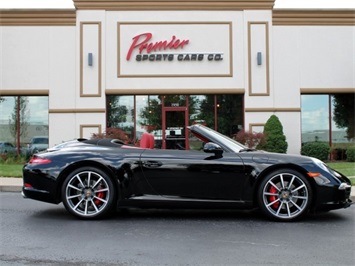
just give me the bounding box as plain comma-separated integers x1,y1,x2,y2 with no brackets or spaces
22,124,352,221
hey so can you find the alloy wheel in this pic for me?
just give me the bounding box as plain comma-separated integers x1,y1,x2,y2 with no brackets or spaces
64,170,111,218
261,171,310,220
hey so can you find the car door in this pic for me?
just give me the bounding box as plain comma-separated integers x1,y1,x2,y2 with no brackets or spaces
139,149,246,200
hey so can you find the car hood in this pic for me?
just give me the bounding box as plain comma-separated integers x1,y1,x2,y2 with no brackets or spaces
240,150,314,165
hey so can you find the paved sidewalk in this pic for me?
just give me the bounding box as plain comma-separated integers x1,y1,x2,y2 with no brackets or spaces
1,177,354,201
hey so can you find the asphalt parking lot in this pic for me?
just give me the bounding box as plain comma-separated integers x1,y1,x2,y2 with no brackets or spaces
0,191,354,266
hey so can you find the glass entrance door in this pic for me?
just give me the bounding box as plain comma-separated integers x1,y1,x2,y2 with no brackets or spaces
162,108,189,150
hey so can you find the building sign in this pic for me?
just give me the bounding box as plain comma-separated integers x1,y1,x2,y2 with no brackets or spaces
126,33,189,60
118,22,232,77
126,32,223,62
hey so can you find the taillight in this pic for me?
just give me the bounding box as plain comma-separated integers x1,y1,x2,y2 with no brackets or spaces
28,156,52,165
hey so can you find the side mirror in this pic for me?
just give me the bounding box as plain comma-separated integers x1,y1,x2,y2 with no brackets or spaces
203,142,223,156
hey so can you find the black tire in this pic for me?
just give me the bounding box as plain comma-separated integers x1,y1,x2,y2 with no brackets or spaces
61,167,116,219
257,169,312,221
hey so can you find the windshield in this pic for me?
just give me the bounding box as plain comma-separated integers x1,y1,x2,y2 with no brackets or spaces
191,125,248,153
32,138,48,144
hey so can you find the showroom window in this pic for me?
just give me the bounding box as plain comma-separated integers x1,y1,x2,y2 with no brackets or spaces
0,96,48,154
301,94,354,158
106,94,244,149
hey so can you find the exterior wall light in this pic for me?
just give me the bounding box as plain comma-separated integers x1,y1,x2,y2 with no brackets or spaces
88,53,93,66
257,52,262,65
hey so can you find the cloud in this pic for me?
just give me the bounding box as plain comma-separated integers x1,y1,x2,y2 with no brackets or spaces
301,108,329,132
0,96,48,124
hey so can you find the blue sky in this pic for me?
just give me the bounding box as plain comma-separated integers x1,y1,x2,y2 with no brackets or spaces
301,95,329,132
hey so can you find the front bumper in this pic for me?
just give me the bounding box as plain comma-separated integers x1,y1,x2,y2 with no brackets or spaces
315,182,353,212
337,182,353,208
338,182,352,203
338,182,352,191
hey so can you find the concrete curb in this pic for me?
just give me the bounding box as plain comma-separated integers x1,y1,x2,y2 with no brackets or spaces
0,177,23,192
1,177,354,201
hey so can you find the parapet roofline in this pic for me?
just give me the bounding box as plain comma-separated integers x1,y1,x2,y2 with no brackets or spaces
72,0,276,10
0,9,76,26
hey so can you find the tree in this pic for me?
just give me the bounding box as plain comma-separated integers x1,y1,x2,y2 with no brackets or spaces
333,94,355,140
9,96,29,143
139,95,199,132
107,95,129,128
234,130,265,149
139,97,163,132
195,95,215,128
197,95,243,136
106,95,135,139
259,115,288,153
91,128,135,144
216,95,243,136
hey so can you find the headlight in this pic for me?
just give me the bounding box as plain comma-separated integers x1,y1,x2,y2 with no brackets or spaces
310,158,332,185
311,158,342,184
313,175,331,185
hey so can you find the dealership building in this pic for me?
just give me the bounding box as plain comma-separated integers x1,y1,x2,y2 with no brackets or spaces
0,0,354,154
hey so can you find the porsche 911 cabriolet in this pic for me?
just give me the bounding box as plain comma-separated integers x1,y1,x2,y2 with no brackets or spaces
22,124,352,221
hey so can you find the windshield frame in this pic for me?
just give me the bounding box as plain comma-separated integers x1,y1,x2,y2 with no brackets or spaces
189,124,248,153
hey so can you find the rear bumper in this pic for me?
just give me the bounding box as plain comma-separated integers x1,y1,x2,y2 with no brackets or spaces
22,186,58,204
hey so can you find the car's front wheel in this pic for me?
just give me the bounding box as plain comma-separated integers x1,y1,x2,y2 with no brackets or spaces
61,167,116,219
258,169,312,221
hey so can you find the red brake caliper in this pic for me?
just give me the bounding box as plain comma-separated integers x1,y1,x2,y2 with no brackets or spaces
269,186,279,209
94,186,105,206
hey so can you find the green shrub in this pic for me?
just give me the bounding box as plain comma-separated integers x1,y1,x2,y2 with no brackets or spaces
0,153,27,165
346,147,355,162
258,115,288,153
301,142,330,161
92,127,137,144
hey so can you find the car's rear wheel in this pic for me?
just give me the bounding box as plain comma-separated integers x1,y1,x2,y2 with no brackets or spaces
258,169,312,221
61,167,116,219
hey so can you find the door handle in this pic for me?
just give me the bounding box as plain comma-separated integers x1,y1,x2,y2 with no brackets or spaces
142,161,163,168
